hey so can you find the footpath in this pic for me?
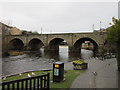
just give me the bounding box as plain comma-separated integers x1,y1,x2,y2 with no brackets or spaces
65,58,118,88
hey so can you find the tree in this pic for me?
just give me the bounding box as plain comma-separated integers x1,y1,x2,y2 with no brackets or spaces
32,31,39,34
107,17,120,71
22,30,27,35
21,30,39,35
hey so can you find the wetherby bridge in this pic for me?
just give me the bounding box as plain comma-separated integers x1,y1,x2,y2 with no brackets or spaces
2,31,107,57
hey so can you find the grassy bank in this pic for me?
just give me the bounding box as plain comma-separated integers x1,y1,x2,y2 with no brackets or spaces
2,70,84,88
50,70,84,88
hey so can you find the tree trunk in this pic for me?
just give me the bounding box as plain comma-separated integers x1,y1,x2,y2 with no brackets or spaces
117,41,120,71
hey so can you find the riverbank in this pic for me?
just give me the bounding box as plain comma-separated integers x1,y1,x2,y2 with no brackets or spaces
1,56,118,88
8,51,25,56
1,48,96,78
2,70,84,88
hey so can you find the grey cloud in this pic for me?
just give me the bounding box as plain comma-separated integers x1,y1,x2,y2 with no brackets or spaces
1,2,118,33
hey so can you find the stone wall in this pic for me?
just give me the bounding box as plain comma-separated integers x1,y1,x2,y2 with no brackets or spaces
2,31,107,57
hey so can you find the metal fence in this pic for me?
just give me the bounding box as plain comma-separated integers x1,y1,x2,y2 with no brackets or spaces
2,73,49,90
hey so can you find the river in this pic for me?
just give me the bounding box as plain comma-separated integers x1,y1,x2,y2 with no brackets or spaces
2,46,93,76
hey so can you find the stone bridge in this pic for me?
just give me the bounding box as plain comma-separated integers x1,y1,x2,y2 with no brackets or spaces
2,31,107,57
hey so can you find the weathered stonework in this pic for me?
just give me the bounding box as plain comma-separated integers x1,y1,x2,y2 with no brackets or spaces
2,31,107,56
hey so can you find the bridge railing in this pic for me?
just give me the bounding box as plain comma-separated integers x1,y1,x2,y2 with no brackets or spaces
1,73,50,90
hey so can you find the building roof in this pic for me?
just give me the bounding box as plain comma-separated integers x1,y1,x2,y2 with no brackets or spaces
0,22,13,28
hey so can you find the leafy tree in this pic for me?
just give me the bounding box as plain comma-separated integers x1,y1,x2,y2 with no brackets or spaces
28,31,33,34
107,17,120,71
32,31,39,34
22,30,28,35
22,30,39,35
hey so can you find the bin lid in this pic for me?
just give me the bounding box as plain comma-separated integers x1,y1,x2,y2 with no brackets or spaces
53,62,64,64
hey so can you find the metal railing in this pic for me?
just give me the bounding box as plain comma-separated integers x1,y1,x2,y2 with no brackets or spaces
2,73,49,90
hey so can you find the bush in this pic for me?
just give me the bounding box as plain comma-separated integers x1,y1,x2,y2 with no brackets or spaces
73,60,85,65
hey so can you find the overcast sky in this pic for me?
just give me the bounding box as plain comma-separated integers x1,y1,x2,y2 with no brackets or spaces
0,1,119,34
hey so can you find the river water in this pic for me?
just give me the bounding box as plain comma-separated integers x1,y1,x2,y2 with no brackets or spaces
2,46,93,76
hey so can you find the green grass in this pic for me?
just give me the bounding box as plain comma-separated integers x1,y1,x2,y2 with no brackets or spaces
50,70,84,88
2,71,48,82
2,70,84,88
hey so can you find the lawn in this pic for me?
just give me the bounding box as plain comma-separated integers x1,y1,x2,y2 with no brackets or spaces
2,70,84,88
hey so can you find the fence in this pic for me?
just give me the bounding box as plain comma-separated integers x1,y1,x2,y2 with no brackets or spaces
2,73,49,90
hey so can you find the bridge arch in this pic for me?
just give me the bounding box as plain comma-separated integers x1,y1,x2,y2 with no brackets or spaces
28,38,44,51
9,38,24,50
48,38,68,51
74,37,98,57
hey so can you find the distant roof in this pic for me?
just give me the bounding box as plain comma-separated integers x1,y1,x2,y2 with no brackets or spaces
0,22,13,28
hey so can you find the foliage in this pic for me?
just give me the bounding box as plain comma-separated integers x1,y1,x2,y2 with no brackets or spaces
32,31,39,34
106,17,120,43
73,60,85,64
21,30,28,35
107,17,120,71
21,30,39,35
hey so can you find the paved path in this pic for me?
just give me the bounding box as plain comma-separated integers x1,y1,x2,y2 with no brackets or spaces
69,58,118,88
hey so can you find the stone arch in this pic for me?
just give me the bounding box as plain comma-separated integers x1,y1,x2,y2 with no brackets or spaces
9,38,24,50
28,38,44,51
8,36,26,45
48,36,70,46
48,38,68,51
74,37,99,57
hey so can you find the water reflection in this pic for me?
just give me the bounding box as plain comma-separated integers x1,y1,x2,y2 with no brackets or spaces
2,46,93,76
81,49,93,59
